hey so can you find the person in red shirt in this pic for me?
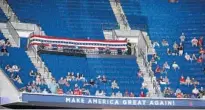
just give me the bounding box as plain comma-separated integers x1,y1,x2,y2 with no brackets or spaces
57,88,64,94
139,91,146,97
180,76,186,84
155,65,161,73
176,93,183,98
73,87,80,95
198,36,203,47
197,56,203,63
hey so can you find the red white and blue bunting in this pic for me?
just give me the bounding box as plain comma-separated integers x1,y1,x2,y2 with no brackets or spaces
29,35,127,50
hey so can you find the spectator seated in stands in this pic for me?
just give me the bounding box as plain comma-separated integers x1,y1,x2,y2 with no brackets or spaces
185,76,191,86
198,36,203,47
152,41,160,48
173,41,179,55
116,91,123,97
48,79,59,94
167,48,172,55
159,76,169,85
12,65,20,72
0,39,5,46
199,87,205,98
124,90,129,97
89,79,95,86
184,53,191,61
192,54,198,61
29,70,38,77
1,45,9,56
191,78,199,85
197,56,203,63
137,70,144,78
176,90,183,98
180,76,186,84
161,39,169,46
66,89,73,95
101,75,107,83
126,40,132,55
96,90,105,96
35,75,42,85
192,87,199,96
57,87,64,94
163,87,174,97
81,88,90,95
129,92,135,97
163,62,170,70
58,77,65,85
73,86,82,95
178,44,184,56
175,88,182,95
139,91,146,97
172,61,180,71
155,65,161,73
199,47,205,55
42,89,48,94
14,75,23,84
191,37,198,47
5,65,13,73
111,80,119,89
66,72,72,81
111,92,115,97
180,33,186,42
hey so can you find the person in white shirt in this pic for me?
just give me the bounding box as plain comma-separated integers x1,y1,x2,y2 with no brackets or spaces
95,90,100,96
12,65,20,72
163,62,170,69
111,80,119,89
191,37,198,47
98,90,105,96
0,39,5,46
192,87,199,95
175,88,181,95
185,53,191,61
161,39,169,46
111,92,115,97
192,54,197,60
180,33,186,42
42,89,48,94
186,76,191,85
172,61,180,70
152,41,160,48
116,91,123,97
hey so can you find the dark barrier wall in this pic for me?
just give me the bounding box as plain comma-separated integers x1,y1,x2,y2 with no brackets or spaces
21,93,205,109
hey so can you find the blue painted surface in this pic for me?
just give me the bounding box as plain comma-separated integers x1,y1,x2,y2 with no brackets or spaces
7,0,117,39
122,0,205,96
41,54,143,96
0,8,7,22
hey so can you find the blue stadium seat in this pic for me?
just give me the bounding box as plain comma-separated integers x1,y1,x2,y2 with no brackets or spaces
122,0,205,97
7,0,117,39
41,54,143,96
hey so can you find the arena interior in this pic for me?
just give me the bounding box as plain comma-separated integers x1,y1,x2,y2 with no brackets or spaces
0,0,205,109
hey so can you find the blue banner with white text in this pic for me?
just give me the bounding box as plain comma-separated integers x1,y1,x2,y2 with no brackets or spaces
21,93,205,109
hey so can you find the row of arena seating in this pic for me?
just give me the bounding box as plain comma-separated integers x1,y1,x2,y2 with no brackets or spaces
7,0,117,39
0,32,37,89
121,0,205,97
40,54,146,96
